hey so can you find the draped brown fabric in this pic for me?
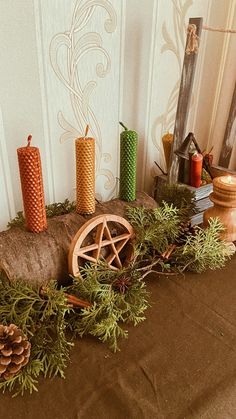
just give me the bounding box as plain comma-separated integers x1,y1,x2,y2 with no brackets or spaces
1,255,236,418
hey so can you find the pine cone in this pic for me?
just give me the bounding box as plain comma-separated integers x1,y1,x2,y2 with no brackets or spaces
176,220,197,245
0,324,31,380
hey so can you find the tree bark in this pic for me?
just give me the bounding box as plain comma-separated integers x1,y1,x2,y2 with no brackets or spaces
0,192,157,286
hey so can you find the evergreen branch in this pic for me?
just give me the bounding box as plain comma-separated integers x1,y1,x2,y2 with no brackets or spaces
0,359,43,396
67,262,149,351
174,218,234,272
127,205,233,274
0,277,72,395
127,204,181,256
7,199,76,228
7,211,25,228
154,183,197,218
1,201,234,396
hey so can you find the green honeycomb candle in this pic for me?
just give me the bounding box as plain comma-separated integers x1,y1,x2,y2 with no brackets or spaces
119,121,138,201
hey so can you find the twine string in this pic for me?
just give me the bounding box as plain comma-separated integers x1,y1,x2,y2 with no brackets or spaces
186,23,236,54
203,24,236,34
186,24,199,55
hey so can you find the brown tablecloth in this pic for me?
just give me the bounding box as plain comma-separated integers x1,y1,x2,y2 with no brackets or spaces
1,255,236,419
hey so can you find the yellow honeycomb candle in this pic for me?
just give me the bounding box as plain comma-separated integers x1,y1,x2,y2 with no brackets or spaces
162,133,174,171
75,125,95,214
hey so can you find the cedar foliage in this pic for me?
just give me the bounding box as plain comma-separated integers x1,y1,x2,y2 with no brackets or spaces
7,199,76,228
0,201,234,396
0,279,72,396
174,218,232,272
67,262,149,352
155,183,196,218
126,203,181,257
0,263,149,394
126,206,234,273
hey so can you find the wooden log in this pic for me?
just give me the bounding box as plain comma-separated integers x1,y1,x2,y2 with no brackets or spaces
0,192,157,286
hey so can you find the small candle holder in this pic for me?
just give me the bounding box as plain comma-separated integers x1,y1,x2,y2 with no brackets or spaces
203,176,236,241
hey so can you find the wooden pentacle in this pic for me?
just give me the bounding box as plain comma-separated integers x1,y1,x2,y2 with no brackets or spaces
68,214,135,277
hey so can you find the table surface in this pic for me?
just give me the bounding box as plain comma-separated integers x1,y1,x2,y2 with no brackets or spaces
2,255,236,419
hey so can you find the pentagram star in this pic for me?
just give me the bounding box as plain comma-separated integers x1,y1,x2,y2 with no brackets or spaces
74,219,132,270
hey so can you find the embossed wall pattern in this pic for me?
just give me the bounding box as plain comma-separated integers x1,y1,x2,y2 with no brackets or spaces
0,0,233,230
37,0,123,203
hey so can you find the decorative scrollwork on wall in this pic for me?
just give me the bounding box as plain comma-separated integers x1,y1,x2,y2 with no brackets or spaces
151,0,193,171
49,0,117,199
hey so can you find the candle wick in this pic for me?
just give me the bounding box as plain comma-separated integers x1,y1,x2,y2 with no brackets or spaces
119,121,128,131
85,125,89,138
27,135,32,147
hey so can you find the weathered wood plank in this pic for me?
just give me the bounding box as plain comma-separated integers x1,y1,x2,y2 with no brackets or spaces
210,165,236,178
168,17,203,184
219,82,236,168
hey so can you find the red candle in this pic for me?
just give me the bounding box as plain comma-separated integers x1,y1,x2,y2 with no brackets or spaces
205,153,213,166
17,135,47,232
190,152,203,188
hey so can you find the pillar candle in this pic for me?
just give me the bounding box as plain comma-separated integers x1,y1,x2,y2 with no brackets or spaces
190,152,203,188
205,153,213,167
203,176,236,241
119,122,138,202
75,125,95,214
162,133,173,171
17,135,47,233
187,145,197,185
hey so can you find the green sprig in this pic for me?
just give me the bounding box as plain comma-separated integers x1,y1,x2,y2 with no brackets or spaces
175,218,233,272
7,199,76,228
0,278,72,396
126,204,234,273
154,183,197,219
67,262,149,352
0,203,234,396
126,203,181,257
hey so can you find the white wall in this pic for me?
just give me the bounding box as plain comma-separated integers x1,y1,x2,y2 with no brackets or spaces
0,0,235,231
206,0,236,167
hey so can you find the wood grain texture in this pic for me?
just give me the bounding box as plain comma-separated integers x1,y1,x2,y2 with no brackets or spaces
203,175,236,242
219,82,236,168
68,214,134,276
168,17,203,184
210,165,236,178
0,192,157,286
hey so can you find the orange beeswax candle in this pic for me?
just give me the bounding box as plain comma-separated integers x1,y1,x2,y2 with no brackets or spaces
17,135,47,233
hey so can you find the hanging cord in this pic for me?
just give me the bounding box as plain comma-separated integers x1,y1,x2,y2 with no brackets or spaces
203,24,236,34
186,23,236,54
186,24,199,54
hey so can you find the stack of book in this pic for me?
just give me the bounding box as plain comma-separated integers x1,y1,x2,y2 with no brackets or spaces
153,175,213,225
188,183,213,225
